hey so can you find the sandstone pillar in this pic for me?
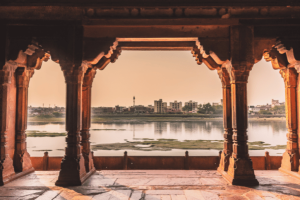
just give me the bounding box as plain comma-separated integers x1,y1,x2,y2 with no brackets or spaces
81,68,96,173
217,68,233,172
226,69,258,186
55,64,90,186
224,25,258,186
0,62,17,185
13,68,34,173
279,68,299,172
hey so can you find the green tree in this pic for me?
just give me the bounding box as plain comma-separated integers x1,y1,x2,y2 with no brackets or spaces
197,104,205,113
203,103,214,114
212,104,223,114
198,103,215,114
53,112,63,118
182,105,192,111
271,105,285,114
259,110,272,115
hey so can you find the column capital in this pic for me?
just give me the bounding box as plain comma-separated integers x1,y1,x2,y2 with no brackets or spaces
16,68,34,88
61,63,89,84
223,61,252,83
0,61,18,85
280,68,297,88
82,68,97,88
217,68,230,87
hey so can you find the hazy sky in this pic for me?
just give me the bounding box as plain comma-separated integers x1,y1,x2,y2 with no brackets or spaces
28,51,285,108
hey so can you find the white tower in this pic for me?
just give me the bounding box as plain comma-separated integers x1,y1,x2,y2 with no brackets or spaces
133,96,135,107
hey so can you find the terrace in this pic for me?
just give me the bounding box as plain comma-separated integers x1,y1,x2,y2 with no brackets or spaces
2,170,300,199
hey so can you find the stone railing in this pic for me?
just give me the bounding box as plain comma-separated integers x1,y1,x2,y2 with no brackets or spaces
31,151,281,171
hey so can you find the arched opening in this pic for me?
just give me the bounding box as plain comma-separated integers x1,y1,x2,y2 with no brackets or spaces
27,59,66,157
248,59,287,156
90,50,223,157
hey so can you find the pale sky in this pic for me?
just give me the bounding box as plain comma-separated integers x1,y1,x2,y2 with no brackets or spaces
28,51,285,108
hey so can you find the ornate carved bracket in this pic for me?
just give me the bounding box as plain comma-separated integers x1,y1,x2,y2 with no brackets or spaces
275,40,300,73
83,38,119,65
94,47,122,70
264,39,300,73
13,40,50,70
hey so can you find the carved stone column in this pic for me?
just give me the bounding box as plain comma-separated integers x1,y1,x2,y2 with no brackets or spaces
0,62,17,185
224,66,258,186
81,68,96,173
263,43,299,173
279,68,299,172
13,68,34,173
56,64,90,186
224,25,258,186
217,68,233,172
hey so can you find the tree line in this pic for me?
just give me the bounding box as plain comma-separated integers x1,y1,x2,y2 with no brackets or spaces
182,103,223,114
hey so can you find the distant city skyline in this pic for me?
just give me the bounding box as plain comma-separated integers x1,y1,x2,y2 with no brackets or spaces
28,51,285,108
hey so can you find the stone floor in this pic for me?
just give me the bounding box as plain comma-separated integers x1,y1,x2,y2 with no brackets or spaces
2,170,300,199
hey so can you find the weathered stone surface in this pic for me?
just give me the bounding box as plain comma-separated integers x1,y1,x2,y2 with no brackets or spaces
2,170,300,199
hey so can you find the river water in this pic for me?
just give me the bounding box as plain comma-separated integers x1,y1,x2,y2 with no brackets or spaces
27,120,287,157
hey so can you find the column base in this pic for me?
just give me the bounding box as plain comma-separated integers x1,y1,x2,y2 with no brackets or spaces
1,167,34,186
0,156,16,186
83,152,95,173
217,151,231,172
55,155,92,186
13,151,33,173
279,167,300,180
280,151,299,172
223,156,259,186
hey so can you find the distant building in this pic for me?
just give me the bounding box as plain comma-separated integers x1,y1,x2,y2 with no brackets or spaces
271,99,281,108
147,105,154,113
148,105,154,109
134,105,148,113
115,105,126,113
154,99,167,113
93,107,114,114
170,101,182,111
272,99,279,105
248,106,260,113
185,100,198,110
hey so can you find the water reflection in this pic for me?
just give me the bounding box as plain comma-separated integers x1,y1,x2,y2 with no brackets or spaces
154,122,168,135
27,120,287,156
248,121,286,135
170,122,182,134
184,122,199,133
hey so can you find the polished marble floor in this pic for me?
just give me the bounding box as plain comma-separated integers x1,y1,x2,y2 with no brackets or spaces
2,170,300,199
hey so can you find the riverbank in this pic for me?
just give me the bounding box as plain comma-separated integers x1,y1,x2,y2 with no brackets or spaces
91,139,286,151
28,114,286,123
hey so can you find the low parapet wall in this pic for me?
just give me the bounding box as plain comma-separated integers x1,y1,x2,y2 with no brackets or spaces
30,151,282,171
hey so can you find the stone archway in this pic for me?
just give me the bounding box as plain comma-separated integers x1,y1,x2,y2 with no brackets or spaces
1,21,300,187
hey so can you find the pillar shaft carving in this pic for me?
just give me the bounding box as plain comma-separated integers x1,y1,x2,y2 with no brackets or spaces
81,68,96,173
0,62,17,185
224,25,258,186
14,68,34,173
264,44,299,173
56,64,89,186
217,68,233,172
280,68,299,171
225,65,258,186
